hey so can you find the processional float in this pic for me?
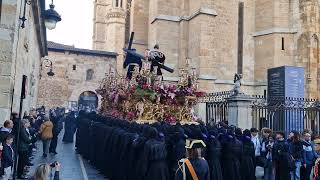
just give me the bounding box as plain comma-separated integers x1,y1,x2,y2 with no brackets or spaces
96,32,205,124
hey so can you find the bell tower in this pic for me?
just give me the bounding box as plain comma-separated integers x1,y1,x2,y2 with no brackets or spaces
93,0,109,50
93,0,127,74
106,0,127,74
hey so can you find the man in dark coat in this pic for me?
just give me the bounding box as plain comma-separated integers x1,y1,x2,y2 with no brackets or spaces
11,112,19,138
50,109,63,154
17,119,34,179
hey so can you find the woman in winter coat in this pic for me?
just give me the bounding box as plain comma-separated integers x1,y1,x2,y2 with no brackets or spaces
261,134,275,180
288,131,303,180
273,132,290,180
39,116,53,157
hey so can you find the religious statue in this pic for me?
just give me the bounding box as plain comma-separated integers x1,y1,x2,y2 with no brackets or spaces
178,69,189,87
136,99,145,119
233,73,242,95
142,103,154,120
154,104,164,121
96,31,206,124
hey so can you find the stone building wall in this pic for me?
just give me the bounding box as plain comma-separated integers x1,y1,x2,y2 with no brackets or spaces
37,42,117,110
0,0,47,123
93,0,320,98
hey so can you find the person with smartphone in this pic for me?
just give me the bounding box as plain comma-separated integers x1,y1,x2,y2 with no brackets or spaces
28,162,60,180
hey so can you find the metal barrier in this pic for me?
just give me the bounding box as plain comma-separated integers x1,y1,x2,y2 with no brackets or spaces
200,92,320,133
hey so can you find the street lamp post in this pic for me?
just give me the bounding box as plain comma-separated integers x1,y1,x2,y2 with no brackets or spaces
12,2,60,179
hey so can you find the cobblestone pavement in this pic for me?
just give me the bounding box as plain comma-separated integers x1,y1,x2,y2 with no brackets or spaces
28,134,108,180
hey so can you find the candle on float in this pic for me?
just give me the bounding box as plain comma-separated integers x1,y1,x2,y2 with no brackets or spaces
186,58,190,66
192,68,196,76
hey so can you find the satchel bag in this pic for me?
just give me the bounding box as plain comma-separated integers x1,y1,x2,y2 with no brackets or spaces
256,156,268,168
185,159,199,180
288,154,297,171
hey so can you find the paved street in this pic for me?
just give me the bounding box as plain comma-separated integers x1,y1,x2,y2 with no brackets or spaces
28,133,107,180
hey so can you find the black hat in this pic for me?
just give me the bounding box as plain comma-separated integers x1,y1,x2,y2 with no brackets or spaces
185,139,206,149
243,129,251,137
250,128,259,133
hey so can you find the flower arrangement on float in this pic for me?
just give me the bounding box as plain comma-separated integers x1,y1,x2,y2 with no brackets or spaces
96,61,206,124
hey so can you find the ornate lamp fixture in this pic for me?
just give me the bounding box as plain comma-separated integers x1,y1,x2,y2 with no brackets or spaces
40,57,55,79
20,0,62,29
43,0,62,30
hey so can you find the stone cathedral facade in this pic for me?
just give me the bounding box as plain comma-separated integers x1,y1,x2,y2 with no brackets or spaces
93,0,320,99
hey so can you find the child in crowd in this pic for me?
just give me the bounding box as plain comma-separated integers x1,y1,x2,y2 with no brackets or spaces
1,135,14,180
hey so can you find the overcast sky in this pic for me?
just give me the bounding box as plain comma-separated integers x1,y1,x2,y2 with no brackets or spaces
45,0,93,49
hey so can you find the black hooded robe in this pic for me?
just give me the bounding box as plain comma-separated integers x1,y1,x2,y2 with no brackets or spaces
142,139,170,180
273,140,290,180
63,113,77,143
240,138,256,180
206,136,223,180
220,135,243,180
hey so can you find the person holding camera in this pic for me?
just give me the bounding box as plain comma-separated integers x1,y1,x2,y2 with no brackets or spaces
29,162,60,180
261,134,275,180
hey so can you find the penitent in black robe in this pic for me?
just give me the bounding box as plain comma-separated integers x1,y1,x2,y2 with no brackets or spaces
273,140,290,180
76,117,92,158
240,137,256,180
63,113,77,143
166,127,186,180
206,136,223,180
220,135,243,180
142,138,170,180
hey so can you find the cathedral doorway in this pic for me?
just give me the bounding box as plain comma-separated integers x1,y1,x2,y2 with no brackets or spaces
78,91,98,112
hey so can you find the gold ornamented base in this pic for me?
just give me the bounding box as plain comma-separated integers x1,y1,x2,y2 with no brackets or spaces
135,120,199,125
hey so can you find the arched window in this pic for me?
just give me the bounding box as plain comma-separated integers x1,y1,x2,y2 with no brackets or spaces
86,69,94,81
